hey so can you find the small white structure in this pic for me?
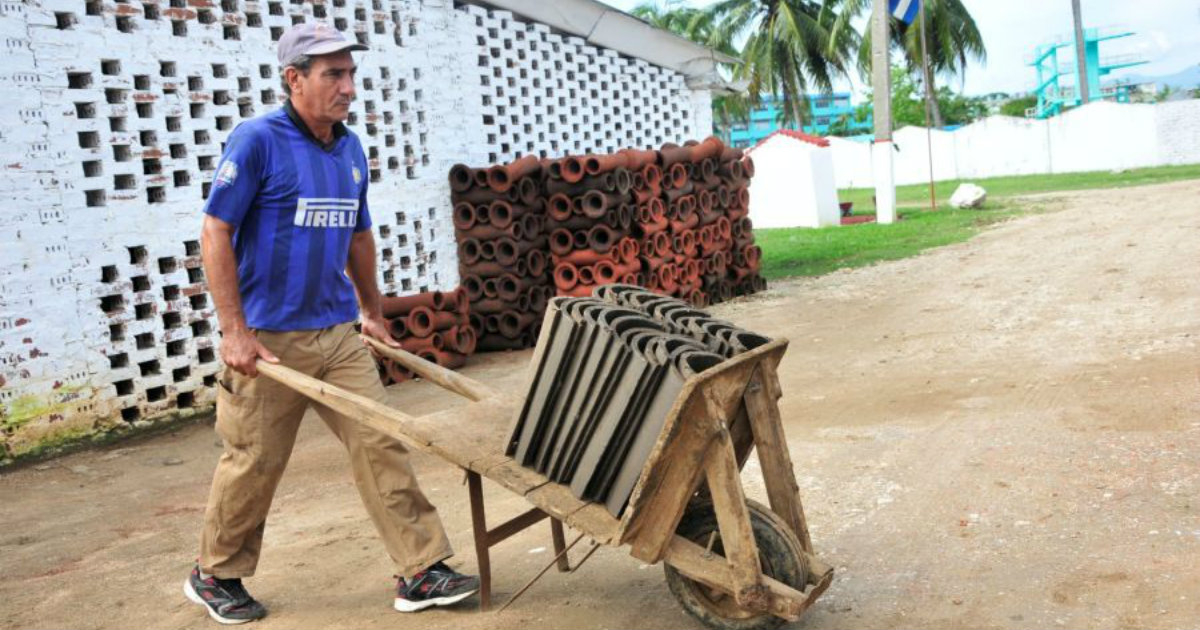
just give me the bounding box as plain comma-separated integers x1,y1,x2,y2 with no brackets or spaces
747,130,842,228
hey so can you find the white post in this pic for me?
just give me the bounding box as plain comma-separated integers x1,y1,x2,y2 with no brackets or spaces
871,0,896,224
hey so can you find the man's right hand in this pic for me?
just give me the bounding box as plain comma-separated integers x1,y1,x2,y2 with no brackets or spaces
220,328,280,377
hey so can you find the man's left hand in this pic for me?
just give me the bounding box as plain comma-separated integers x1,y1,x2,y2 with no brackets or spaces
361,314,401,348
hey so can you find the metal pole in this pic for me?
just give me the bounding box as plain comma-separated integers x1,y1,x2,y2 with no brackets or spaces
919,0,937,211
1071,0,1089,104
871,0,896,224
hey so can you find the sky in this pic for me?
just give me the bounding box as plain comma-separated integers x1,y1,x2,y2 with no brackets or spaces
599,0,1200,97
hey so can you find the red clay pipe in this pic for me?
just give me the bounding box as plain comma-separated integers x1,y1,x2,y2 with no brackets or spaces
549,228,574,256
489,200,514,228
553,262,578,291
594,259,618,284
462,275,484,302
720,146,744,162
556,249,606,266
472,298,507,315
486,154,540,193
577,264,595,285
388,317,408,339
478,240,496,261
583,152,630,175
452,187,505,205
463,261,507,277
458,238,483,266
406,306,439,337
618,147,658,170
561,155,586,183
401,331,444,354
380,291,446,319
472,168,489,189
495,273,524,302
614,168,632,194
549,215,596,232
659,144,694,168
740,155,756,178
449,325,477,355
699,158,718,182
476,333,529,351
690,136,725,163
449,164,475,192
587,224,617,254
463,222,518,241
548,193,573,221
481,277,499,299
453,202,477,231
572,229,588,250
558,284,595,298
641,164,663,189
666,163,688,189
579,190,608,219
498,311,538,339
525,250,547,277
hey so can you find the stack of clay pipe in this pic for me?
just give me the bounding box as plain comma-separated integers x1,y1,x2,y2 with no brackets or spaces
651,136,764,305
450,156,554,352
375,287,476,385
542,148,650,299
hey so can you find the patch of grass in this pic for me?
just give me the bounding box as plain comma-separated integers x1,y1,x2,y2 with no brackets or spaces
757,203,1024,279
839,163,1200,212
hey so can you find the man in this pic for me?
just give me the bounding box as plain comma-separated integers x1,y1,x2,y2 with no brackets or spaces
183,23,478,624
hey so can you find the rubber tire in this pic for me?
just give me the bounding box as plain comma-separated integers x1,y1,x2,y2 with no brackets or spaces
664,499,809,630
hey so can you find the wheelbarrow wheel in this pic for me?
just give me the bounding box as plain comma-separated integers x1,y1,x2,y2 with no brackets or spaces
664,499,808,630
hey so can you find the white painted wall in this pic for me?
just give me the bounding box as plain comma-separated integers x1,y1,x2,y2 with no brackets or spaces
0,0,713,459
747,135,840,229
829,100,1200,189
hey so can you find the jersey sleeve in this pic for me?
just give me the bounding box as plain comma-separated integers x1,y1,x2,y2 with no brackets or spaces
203,124,264,227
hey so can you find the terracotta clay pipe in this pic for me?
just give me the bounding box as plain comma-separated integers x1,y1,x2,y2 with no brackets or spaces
452,187,504,206
550,215,597,232
579,190,608,219
659,144,694,168
583,152,629,175
740,155,756,178
448,164,476,193
690,136,725,162
448,325,477,355
587,224,617,254
388,317,408,339
464,222,520,241
452,202,477,231
478,240,496,262
549,228,574,257
560,155,586,183
556,249,605,266
401,331,444,354
458,238,483,266
666,163,688,189
380,291,446,319
547,193,573,222
572,229,588,250
720,146,744,162
462,275,484,302
641,164,663,189
481,277,499,299
498,311,537,339
594,259,618,284
419,348,467,370
619,147,659,170
576,264,595,285
613,168,632,194
525,250,548,277
554,262,578,291
486,154,541,193
472,297,506,315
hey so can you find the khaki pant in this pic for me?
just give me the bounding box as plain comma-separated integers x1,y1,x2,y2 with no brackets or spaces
199,322,452,580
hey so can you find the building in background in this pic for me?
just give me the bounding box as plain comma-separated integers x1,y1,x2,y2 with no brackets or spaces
1029,27,1148,119
727,93,870,148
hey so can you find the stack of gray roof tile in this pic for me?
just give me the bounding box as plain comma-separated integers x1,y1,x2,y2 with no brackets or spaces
506,285,770,516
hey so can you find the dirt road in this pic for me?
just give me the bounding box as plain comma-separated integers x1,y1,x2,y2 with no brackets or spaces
2,180,1198,629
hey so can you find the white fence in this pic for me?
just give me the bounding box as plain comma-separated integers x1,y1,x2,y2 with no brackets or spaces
829,100,1200,189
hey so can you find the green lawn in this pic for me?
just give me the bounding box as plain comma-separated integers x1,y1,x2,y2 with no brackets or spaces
757,164,1200,280
837,163,1200,212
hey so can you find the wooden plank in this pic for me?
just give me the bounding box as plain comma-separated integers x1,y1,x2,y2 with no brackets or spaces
728,401,754,470
256,361,435,451
743,359,813,553
620,341,787,562
362,336,502,402
481,458,552,497
485,507,549,545
663,535,831,622
702,430,765,607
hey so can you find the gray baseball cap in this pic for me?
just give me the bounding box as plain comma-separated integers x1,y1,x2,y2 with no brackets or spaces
277,22,368,67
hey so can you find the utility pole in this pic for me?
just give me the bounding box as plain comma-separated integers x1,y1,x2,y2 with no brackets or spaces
1071,0,1090,104
871,0,896,224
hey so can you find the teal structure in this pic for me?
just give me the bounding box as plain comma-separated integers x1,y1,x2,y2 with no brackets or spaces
727,93,870,148
1029,28,1147,119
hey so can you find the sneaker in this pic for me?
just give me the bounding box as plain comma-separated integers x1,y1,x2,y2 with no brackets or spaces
183,564,268,624
393,561,480,612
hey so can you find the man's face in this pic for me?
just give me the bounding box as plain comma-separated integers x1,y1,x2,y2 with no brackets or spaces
288,51,356,124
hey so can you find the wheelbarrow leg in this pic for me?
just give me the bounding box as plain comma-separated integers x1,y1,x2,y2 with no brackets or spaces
466,471,492,611
550,518,570,572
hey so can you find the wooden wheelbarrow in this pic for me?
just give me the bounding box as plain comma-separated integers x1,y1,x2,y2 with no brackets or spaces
257,333,832,630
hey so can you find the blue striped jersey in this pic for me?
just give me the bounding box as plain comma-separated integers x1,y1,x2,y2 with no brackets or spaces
203,103,372,331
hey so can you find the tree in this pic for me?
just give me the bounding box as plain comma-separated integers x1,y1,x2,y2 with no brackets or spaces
706,0,858,127
831,0,985,128
1000,95,1037,117
632,2,749,142
859,64,986,129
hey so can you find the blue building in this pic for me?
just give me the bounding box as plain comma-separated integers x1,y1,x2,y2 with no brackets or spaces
727,92,870,148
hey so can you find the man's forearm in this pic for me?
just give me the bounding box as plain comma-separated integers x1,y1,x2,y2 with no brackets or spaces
347,230,384,320
201,217,250,335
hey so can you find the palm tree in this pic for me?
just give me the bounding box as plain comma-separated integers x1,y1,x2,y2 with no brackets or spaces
631,2,750,142
832,0,985,128
706,0,858,127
